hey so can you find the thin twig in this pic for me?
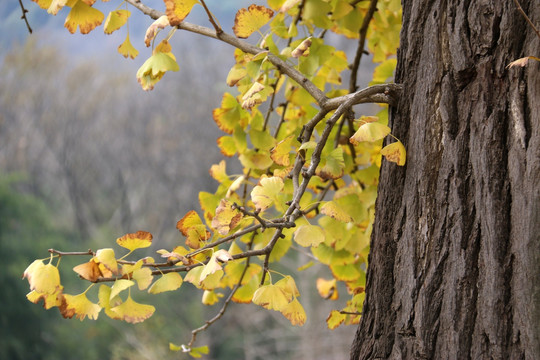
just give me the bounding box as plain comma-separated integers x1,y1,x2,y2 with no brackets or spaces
199,0,222,35
349,0,378,93
512,0,540,40
187,234,255,348
49,249,94,256
18,0,32,34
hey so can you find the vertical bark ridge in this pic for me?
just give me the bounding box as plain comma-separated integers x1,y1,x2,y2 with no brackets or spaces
351,1,539,359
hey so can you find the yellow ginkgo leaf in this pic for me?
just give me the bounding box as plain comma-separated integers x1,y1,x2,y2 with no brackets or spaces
110,295,155,324
233,4,274,38
270,135,295,166
275,275,300,301
148,272,183,294
280,0,301,13
293,224,325,247
110,279,135,300
132,267,153,290
232,275,259,303
349,122,391,144
60,293,101,320
177,210,211,249
47,0,74,15
118,33,139,59
103,9,130,34
316,278,338,300
116,230,153,251
73,260,102,282
252,284,290,311
320,201,353,223
280,297,306,326
200,249,233,283
26,289,63,309
226,65,248,87
202,290,223,305
164,0,198,26
97,285,122,320
64,0,104,34
23,260,61,294
380,140,406,166
251,176,284,211
95,248,119,275
211,199,243,235
136,50,179,91
326,309,346,329
34,0,53,10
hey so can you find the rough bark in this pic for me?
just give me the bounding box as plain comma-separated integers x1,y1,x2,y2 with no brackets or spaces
351,1,540,359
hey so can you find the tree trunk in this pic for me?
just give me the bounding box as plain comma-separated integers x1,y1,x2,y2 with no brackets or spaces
351,1,540,359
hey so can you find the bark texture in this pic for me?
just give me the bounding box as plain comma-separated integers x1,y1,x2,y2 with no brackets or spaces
351,1,540,359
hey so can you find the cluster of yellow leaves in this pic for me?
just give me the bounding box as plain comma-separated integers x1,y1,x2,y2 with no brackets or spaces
252,276,306,326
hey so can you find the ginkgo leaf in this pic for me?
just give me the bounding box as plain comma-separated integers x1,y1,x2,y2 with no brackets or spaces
316,278,338,300
148,272,183,294
103,9,130,34
189,346,210,358
349,122,391,144
232,275,259,303
200,249,233,282
317,147,345,180
95,248,119,275
60,293,101,320
251,176,284,211
118,33,139,59
164,0,198,26
110,295,155,324
132,267,153,290
320,201,353,223
177,210,211,249
380,140,406,166
73,260,102,282
211,199,243,235
26,289,63,309
226,65,248,87
280,297,306,326
506,56,540,68
33,0,53,10
291,37,312,58
144,15,170,47
270,135,295,166
64,0,104,35
136,49,179,91
293,224,325,247
252,284,290,311
233,5,274,39
202,290,223,305
117,231,153,251
23,261,61,294
98,284,122,320
275,275,300,301
326,310,346,329
47,0,74,15
110,279,134,300
280,0,301,13
241,82,265,110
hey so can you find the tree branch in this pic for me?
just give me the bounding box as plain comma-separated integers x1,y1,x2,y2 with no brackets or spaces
349,0,378,93
124,0,327,105
512,0,540,40
18,0,33,34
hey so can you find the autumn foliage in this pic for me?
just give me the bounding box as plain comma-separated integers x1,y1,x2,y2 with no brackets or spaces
23,0,404,356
